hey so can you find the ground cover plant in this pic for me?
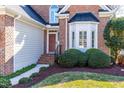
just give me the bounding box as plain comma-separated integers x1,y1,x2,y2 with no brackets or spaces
32,72,124,88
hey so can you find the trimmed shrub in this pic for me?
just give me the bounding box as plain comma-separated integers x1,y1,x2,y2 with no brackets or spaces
0,78,11,88
39,67,48,72
87,49,111,68
30,72,39,78
86,48,103,57
19,77,32,84
58,49,86,67
78,53,88,67
7,64,36,79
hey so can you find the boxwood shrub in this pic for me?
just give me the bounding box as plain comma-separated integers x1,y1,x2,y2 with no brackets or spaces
0,78,11,88
19,77,32,84
30,72,39,78
87,48,111,68
58,49,87,67
39,67,48,72
78,52,88,67
86,48,103,57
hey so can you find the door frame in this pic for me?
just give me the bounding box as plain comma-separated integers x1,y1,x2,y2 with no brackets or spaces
47,30,58,54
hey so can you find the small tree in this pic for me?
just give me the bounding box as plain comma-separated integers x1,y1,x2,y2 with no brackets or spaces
104,17,124,60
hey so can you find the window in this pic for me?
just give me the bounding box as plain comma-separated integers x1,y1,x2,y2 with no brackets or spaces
49,5,59,23
79,31,83,46
91,31,95,48
84,31,87,48
79,31,87,48
72,32,75,47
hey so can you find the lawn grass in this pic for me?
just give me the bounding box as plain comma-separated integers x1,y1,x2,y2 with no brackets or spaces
32,71,124,88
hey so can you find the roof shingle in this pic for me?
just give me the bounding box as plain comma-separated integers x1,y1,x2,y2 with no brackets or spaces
69,12,99,23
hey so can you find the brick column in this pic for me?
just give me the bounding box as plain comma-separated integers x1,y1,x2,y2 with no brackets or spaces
59,17,68,53
98,17,110,54
0,15,14,75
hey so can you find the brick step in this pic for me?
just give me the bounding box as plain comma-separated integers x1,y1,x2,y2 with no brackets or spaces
38,54,55,64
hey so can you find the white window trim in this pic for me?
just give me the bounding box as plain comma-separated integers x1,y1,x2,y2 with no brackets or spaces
49,5,59,23
79,31,87,48
69,22,98,50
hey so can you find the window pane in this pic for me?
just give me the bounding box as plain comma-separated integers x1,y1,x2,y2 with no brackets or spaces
79,31,83,46
91,31,95,48
84,31,87,48
51,11,55,22
50,5,59,23
72,32,75,47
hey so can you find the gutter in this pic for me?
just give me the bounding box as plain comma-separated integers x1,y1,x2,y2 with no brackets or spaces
5,6,46,29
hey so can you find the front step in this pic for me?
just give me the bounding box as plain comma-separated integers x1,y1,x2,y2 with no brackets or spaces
38,54,55,64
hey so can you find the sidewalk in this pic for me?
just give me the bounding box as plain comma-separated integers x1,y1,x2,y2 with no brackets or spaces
10,64,49,85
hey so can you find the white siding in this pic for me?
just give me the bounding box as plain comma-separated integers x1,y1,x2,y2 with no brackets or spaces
14,20,44,72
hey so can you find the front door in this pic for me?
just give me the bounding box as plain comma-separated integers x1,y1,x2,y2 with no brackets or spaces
49,34,56,53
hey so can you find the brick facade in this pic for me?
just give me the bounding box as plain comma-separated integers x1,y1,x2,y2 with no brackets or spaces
67,5,100,18
98,17,109,54
31,5,110,54
58,5,110,54
0,15,14,75
0,6,111,74
59,18,67,53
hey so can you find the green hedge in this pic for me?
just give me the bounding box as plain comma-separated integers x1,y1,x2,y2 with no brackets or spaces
39,67,48,72
58,49,87,67
87,49,111,68
78,52,88,67
30,72,39,78
7,64,36,79
19,77,32,84
0,78,11,88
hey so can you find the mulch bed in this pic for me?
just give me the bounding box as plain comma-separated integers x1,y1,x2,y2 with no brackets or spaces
13,64,124,88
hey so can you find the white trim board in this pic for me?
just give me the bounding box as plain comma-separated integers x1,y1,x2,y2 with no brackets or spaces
58,5,113,14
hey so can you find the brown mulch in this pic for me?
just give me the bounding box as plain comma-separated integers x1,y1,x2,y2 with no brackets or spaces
13,65,124,88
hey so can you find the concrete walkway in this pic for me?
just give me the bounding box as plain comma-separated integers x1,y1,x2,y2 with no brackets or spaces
10,64,49,86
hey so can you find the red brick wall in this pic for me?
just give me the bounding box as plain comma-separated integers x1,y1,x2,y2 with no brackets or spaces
0,15,14,75
67,5,100,19
98,17,110,54
59,18,67,53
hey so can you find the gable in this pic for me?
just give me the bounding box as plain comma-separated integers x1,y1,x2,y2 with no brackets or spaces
31,5,64,23
63,5,100,20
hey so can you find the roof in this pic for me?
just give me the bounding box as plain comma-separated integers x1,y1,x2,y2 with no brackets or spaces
20,5,47,25
69,12,99,23
31,5,64,23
